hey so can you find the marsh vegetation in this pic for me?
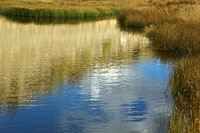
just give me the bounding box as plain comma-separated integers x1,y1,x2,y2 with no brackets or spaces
1,0,200,132
0,0,145,18
116,0,200,132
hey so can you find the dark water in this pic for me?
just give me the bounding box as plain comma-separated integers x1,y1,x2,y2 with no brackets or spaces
0,17,173,133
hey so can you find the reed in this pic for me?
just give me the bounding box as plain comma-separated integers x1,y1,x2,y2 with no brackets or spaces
169,56,200,132
171,56,200,104
0,7,116,18
0,0,143,18
117,7,179,28
145,21,200,55
116,2,200,132
117,1,200,55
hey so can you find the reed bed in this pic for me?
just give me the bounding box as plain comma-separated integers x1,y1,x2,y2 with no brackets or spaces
0,0,142,18
145,21,200,55
169,56,200,132
117,2,200,55
171,56,200,105
117,1,200,132
117,7,179,28
0,7,116,18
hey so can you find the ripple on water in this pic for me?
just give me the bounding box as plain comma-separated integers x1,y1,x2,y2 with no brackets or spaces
0,17,172,133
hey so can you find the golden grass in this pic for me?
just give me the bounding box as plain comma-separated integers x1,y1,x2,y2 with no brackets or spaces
169,56,200,132
117,2,200,54
117,7,179,28
171,56,200,104
117,1,200,132
145,21,200,55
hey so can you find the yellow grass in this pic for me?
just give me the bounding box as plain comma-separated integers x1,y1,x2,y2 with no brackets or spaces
116,1,200,132
169,55,200,132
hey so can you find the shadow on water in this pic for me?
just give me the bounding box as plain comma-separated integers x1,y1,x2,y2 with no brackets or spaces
117,24,144,34
152,51,184,63
1,15,112,25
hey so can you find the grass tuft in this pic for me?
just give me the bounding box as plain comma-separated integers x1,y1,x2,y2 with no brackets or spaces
169,56,200,132
0,0,144,18
0,7,116,18
145,21,200,55
117,7,180,28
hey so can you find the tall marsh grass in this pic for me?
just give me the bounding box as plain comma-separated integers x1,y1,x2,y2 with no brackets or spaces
117,3,200,55
117,8,179,28
117,2,200,132
0,0,143,18
171,56,200,104
145,21,200,55
0,7,116,18
169,56,200,132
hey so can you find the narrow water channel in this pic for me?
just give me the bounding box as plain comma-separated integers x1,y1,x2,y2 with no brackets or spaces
0,17,173,133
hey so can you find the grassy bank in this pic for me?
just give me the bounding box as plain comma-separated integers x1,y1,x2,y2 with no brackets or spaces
117,1,200,55
0,0,146,18
145,21,200,55
169,56,200,132
0,6,115,18
171,56,200,105
117,8,179,28
117,1,200,132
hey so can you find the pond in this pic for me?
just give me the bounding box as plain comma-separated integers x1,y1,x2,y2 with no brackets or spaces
0,17,173,133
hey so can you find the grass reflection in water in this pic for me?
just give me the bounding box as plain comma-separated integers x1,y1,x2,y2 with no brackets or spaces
0,17,150,115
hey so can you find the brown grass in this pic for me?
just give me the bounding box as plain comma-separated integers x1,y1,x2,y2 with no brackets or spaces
117,1,200,55
145,20,200,55
169,55,200,132
117,7,179,28
171,56,200,103
116,1,200,132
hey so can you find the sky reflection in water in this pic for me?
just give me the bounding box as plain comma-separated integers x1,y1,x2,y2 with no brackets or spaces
0,17,172,133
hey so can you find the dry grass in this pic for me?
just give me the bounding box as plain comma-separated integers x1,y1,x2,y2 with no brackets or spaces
144,5,200,55
145,21,200,55
117,4,200,55
171,56,200,104
169,56,200,132
117,1,200,55
117,1,200,132
117,7,179,28
151,0,196,6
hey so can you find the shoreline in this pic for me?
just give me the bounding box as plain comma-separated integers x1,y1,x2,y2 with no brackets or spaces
0,0,143,19
0,6,117,18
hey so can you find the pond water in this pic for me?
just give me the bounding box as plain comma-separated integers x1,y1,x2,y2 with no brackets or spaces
0,17,173,133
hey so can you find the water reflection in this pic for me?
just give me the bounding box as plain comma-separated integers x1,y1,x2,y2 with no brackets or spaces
2,15,107,25
0,17,172,132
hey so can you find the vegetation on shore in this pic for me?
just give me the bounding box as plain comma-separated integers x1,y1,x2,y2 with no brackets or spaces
117,8,179,28
2,0,200,132
117,1,200,55
0,6,115,18
169,56,200,132
117,1,200,132
145,21,200,55
0,0,145,18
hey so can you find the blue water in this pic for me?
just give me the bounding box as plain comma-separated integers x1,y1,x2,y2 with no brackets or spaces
0,17,172,133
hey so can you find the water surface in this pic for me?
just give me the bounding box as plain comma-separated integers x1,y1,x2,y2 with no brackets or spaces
0,17,172,133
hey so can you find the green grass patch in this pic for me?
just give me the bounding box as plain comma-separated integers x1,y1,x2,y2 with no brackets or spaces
0,0,143,18
0,7,117,18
